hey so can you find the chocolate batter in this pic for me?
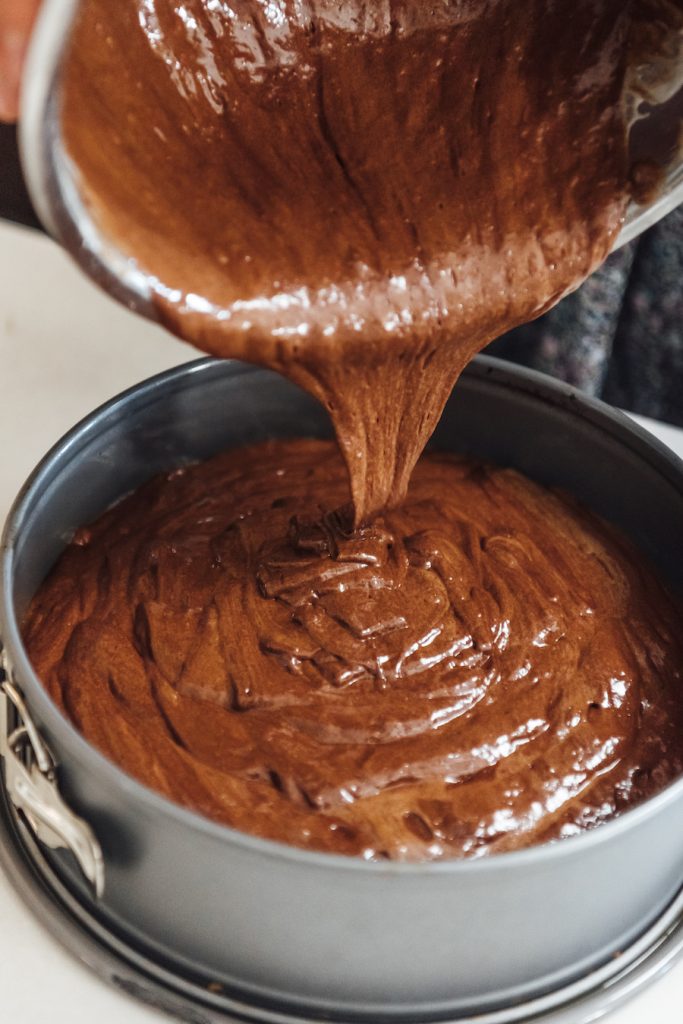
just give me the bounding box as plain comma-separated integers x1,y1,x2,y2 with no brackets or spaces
31,1,682,856
61,0,641,523
23,441,683,858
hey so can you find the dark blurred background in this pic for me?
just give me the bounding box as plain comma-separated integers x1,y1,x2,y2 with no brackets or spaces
1,123,41,228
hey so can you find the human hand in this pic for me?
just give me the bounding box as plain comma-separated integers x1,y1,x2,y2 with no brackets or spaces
0,0,41,121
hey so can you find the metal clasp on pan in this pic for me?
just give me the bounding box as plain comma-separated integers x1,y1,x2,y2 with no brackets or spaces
0,664,104,898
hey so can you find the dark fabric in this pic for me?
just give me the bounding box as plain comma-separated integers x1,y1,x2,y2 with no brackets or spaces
489,207,683,426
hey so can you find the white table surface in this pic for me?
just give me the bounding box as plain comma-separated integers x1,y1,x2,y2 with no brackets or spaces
1,220,682,1023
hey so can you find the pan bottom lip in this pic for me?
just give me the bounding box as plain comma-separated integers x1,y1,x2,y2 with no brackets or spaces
1,776,682,1024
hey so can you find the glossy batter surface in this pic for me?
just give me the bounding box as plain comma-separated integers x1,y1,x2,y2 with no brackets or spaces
62,0,642,523
23,441,683,859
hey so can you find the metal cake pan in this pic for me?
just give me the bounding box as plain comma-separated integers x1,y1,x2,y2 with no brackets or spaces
1,355,683,1019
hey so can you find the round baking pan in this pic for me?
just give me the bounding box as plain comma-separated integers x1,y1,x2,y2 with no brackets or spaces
1,355,683,1019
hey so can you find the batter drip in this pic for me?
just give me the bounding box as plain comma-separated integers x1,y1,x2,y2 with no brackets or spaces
23,441,683,859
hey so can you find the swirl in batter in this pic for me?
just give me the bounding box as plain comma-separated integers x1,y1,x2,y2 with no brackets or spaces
23,440,683,859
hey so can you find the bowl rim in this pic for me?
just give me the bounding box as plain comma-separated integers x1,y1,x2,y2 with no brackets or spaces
2,353,683,876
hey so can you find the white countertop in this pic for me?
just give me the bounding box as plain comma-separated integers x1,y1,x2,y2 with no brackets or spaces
1,220,682,1023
